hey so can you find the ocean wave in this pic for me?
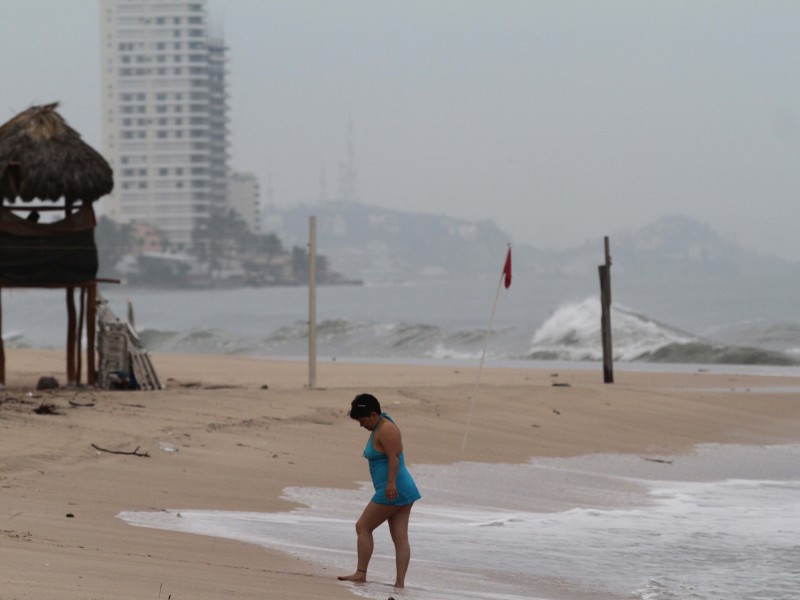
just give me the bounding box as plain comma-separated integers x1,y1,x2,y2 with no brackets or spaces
1,331,32,349
529,297,695,361
707,320,800,345
635,342,798,366
78,299,800,367
138,327,260,355
528,298,799,366
137,320,499,361
426,344,482,361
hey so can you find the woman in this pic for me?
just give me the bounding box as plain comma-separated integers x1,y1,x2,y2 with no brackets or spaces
338,393,421,589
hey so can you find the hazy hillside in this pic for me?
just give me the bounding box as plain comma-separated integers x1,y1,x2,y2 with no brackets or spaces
263,203,797,285
263,201,511,282
535,215,797,279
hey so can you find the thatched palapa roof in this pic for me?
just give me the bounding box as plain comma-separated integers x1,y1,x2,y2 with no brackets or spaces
0,103,113,203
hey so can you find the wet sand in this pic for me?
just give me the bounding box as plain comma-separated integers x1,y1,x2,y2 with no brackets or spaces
1,348,798,599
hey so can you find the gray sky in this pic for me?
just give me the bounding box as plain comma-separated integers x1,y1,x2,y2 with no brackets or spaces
3,1,800,260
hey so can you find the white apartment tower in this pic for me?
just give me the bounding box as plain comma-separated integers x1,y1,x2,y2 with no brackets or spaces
227,172,261,235
100,0,228,247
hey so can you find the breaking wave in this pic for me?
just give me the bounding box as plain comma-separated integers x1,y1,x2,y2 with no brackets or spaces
527,298,798,366
138,320,494,361
1,331,29,349
134,297,800,367
5,284,799,368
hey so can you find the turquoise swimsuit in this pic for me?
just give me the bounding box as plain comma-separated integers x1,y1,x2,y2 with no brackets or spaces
363,413,421,506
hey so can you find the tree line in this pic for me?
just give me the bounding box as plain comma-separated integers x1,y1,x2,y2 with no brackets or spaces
95,210,356,287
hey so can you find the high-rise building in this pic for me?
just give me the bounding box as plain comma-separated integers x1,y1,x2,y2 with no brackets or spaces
206,36,229,212
99,0,228,247
227,172,261,235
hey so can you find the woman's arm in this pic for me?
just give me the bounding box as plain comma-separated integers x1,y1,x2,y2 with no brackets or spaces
378,423,403,501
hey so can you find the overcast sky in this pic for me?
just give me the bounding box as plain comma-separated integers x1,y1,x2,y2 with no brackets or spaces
3,1,799,260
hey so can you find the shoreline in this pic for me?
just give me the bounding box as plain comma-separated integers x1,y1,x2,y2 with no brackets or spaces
118,442,800,600
2,349,799,599
6,342,800,378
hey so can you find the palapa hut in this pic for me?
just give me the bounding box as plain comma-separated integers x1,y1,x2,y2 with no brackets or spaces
0,103,114,386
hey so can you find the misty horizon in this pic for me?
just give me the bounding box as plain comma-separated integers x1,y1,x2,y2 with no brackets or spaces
3,0,799,261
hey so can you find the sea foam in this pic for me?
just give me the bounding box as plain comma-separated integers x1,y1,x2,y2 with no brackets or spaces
119,444,800,600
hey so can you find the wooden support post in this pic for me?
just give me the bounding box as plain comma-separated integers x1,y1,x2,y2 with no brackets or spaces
598,236,614,383
308,215,317,390
66,286,76,385
76,286,86,386
87,283,97,386
0,289,4,387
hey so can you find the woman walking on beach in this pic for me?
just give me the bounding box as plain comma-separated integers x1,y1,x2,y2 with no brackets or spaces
338,393,421,589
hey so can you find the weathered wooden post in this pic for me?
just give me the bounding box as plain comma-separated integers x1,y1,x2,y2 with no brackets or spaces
76,286,86,385
66,287,77,385
598,236,614,383
0,291,4,387
87,283,97,386
308,215,317,390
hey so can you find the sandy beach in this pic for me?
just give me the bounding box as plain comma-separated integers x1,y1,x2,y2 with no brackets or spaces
1,348,799,599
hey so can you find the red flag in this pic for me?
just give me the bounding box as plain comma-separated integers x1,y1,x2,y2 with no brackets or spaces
502,247,512,288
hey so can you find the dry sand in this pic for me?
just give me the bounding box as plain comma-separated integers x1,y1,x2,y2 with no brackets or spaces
1,348,799,599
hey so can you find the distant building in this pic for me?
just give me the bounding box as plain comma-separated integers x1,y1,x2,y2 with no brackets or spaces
99,0,229,247
129,222,168,254
227,172,261,234
207,36,229,212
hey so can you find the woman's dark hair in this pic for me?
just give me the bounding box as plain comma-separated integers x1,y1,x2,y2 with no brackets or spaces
349,393,381,419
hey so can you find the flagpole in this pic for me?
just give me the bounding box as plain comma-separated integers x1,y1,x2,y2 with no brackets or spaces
462,245,510,451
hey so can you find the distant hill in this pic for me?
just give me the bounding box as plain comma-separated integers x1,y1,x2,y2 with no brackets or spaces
530,215,797,279
262,201,511,282
262,203,797,283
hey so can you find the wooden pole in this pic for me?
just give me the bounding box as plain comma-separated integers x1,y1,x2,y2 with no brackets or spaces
0,195,3,385
598,236,614,383
76,286,86,386
0,289,4,387
308,215,317,390
87,283,97,386
66,287,77,385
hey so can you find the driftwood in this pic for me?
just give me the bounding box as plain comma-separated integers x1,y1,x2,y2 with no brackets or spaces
641,456,673,464
69,399,96,407
91,443,149,457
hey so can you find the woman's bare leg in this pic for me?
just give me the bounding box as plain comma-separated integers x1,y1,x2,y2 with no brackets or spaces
388,503,413,588
338,501,401,583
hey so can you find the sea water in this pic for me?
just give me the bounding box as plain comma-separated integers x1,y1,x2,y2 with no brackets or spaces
3,272,800,368
119,444,800,600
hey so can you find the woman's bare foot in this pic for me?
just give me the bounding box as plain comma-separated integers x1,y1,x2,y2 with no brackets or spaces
338,571,367,583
